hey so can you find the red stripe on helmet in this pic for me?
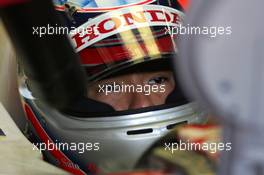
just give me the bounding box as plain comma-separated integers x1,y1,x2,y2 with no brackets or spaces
0,0,29,7
79,35,175,65
184,124,219,129
24,103,86,175
178,0,190,10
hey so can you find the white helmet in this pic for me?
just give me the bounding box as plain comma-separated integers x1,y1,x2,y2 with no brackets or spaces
18,0,206,174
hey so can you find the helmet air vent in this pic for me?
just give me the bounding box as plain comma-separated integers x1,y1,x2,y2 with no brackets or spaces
127,128,153,135
166,121,187,130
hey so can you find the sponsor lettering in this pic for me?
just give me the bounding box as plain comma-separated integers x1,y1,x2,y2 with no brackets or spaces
71,5,184,52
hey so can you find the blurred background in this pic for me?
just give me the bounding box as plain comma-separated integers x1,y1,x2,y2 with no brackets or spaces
0,20,25,130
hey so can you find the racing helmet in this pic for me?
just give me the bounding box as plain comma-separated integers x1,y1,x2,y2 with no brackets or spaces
18,0,206,174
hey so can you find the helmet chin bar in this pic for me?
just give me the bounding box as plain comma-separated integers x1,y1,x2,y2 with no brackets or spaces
177,0,264,174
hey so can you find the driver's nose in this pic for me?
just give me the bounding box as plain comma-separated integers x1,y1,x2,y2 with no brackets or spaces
128,92,154,110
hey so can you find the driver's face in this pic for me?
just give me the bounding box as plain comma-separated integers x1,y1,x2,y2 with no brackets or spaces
87,71,175,111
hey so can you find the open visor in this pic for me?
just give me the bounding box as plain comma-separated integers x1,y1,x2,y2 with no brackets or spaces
70,34,189,115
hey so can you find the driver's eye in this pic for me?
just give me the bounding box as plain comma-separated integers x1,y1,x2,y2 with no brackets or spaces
148,76,169,85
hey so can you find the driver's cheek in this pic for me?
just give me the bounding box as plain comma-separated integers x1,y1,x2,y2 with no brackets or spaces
123,84,174,110
142,83,175,106
127,92,155,110
100,93,130,111
150,92,168,105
